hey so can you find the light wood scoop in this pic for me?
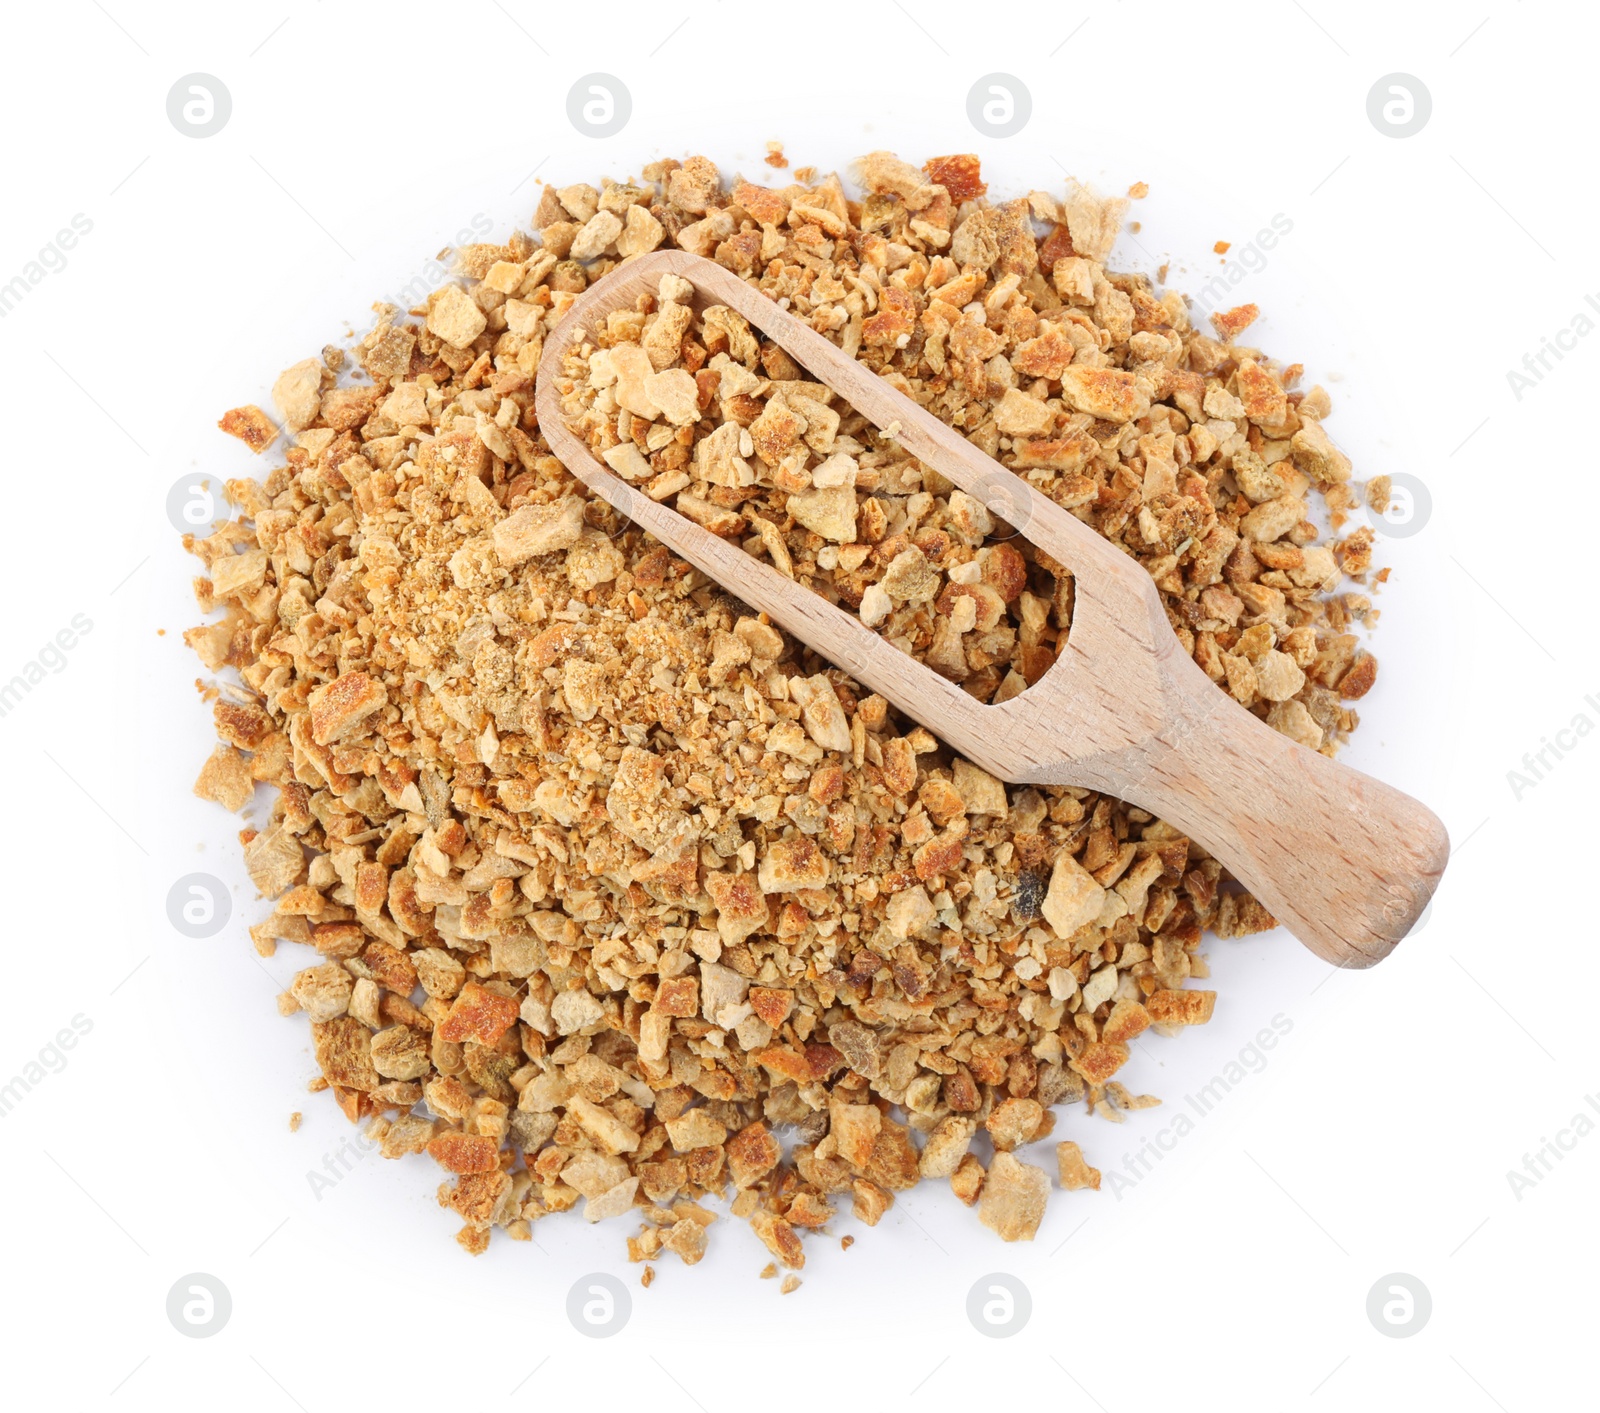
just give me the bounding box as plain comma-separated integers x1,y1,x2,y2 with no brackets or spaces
535,249,1448,968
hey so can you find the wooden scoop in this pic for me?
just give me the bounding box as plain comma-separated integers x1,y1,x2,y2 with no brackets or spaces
535,250,1447,968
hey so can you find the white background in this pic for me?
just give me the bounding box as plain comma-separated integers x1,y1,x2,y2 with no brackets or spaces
0,1,1592,1408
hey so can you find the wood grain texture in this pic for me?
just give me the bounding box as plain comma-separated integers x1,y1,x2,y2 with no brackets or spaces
535,249,1448,968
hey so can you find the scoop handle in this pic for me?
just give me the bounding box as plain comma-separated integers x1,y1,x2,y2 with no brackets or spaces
1105,665,1448,967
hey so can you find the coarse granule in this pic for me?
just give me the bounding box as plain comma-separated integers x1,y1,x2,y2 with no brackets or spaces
190,150,1381,1270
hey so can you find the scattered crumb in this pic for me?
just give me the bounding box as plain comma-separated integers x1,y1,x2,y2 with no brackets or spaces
217,404,278,454
1056,1140,1101,1191
1212,302,1260,341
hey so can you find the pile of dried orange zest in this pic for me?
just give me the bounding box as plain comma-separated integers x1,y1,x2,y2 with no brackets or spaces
187,151,1381,1277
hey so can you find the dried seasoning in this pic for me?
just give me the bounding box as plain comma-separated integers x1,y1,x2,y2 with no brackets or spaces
185,150,1379,1268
